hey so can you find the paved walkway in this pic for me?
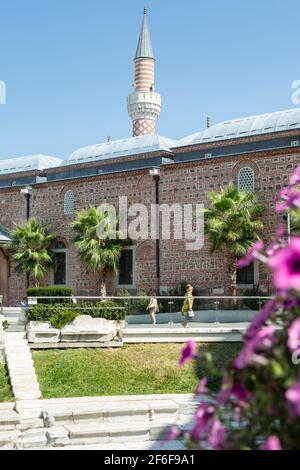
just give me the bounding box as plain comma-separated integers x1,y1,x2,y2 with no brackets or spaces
4,332,41,401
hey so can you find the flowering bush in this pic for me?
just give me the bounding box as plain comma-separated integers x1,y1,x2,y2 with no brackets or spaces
174,168,300,450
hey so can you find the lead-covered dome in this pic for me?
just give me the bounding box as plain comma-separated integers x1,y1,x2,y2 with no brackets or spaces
177,108,300,147
67,134,177,165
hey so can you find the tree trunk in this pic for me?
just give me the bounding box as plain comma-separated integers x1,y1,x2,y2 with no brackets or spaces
227,255,237,306
99,270,107,299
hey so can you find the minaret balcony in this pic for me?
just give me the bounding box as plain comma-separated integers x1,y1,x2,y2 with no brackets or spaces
127,91,161,120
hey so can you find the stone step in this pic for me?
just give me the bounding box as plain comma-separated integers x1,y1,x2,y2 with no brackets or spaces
12,382,40,394
13,390,41,401
3,315,26,323
0,430,22,448
5,342,30,349
6,356,34,366
7,367,36,377
6,354,32,362
7,361,34,371
42,399,181,427
122,329,244,343
65,422,150,445
22,429,47,449
29,440,187,450
5,348,31,356
5,325,26,333
2,307,23,315
0,411,20,430
11,375,38,386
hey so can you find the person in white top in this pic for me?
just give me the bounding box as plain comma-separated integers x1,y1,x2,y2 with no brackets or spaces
147,289,159,325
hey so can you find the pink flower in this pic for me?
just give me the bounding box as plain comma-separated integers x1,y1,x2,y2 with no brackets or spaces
208,419,226,450
276,224,287,240
231,379,249,402
286,380,300,415
164,425,181,442
288,166,300,189
287,318,300,353
245,299,275,341
191,403,215,442
217,376,249,405
178,340,197,368
233,325,276,370
260,436,282,450
195,377,208,395
276,189,300,212
269,237,300,290
237,240,264,268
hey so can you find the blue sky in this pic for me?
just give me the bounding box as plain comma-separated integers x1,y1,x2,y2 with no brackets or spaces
0,0,299,160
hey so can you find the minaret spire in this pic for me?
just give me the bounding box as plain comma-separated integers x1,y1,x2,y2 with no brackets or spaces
127,8,161,137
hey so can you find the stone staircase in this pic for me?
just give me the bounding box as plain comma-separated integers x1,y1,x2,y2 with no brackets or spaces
0,394,200,449
1,308,26,332
4,332,41,401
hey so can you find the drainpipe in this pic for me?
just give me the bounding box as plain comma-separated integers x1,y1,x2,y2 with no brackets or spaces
149,168,160,293
20,186,33,288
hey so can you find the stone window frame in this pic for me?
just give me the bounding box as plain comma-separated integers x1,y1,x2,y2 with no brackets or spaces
63,190,74,216
238,166,255,193
116,246,136,289
52,240,69,286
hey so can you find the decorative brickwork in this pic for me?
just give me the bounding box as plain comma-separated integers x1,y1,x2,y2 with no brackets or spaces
133,119,156,136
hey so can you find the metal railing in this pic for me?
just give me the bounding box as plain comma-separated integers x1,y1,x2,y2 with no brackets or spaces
27,295,272,325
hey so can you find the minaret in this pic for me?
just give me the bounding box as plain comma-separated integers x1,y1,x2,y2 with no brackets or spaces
127,7,161,137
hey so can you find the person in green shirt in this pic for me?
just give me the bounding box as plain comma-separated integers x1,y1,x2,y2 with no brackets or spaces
181,284,194,328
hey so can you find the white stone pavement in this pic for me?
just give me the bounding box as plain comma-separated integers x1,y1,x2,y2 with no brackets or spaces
4,332,41,401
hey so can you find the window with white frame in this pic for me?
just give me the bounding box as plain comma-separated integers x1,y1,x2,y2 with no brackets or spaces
118,247,135,288
64,190,74,215
52,241,68,285
238,167,255,193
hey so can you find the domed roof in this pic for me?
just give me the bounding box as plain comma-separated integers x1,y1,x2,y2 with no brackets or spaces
0,154,63,175
67,134,176,165
177,108,300,147
0,226,12,244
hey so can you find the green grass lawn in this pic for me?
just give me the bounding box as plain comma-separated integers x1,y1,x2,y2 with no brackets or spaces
0,364,14,402
32,343,241,399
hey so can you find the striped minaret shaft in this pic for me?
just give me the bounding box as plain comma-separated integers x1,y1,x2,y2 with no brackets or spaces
127,7,161,137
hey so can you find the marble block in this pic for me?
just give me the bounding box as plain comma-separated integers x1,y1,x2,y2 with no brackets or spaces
27,322,60,343
60,315,117,343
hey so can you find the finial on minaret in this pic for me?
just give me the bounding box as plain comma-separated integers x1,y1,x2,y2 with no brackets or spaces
127,8,161,137
207,115,211,128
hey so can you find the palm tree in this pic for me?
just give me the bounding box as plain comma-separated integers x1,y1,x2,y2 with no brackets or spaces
10,218,55,288
71,206,126,297
203,185,265,297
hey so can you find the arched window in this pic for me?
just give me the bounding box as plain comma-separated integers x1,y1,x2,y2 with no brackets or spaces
64,190,74,215
52,241,68,285
238,167,255,193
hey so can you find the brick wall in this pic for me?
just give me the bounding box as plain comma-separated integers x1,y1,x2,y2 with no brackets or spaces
0,146,299,305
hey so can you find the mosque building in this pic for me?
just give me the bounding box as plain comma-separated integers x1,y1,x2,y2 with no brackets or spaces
0,9,300,305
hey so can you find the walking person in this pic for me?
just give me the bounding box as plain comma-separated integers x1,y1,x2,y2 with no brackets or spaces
147,290,159,325
181,284,194,328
